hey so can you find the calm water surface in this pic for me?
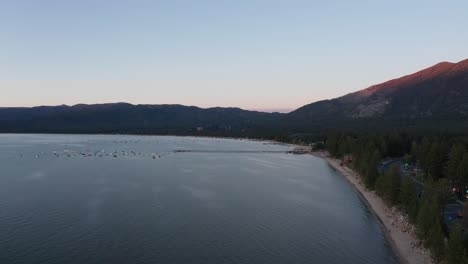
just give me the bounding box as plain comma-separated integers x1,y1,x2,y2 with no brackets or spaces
0,134,399,264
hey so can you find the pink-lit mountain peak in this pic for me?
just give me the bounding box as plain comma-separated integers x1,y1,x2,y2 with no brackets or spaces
356,60,462,97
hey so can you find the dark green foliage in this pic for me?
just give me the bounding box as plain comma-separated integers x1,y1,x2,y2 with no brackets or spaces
428,142,444,180
325,133,468,262
416,197,434,238
417,137,433,177
399,177,418,217
446,223,468,264
312,141,325,151
375,165,401,204
446,144,466,182
465,201,468,230
428,221,445,261
413,137,457,181
407,198,420,224
457,153,468,184
364,150,381,189
326,134,354,158
416,194,445,260
436,178,456,205
326,134,340,157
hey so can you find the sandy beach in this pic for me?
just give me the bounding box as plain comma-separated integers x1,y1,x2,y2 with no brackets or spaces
314,153,433,264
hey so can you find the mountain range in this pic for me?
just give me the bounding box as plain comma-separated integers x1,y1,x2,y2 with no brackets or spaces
285,58,468,135
2,59,468,137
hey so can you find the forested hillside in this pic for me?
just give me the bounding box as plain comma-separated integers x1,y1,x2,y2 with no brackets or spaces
1,59,468,137
323,133,468,263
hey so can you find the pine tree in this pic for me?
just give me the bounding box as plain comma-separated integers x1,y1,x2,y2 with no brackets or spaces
427,220,445,261
446,144,465,182
364,149,381,189
416,197,432,238
446,223,468,264
399,176,417,213
418,137,432,177
457,153,468,185
428,142,444,180
416,193,447,261
375,165,401,204
464,201,468,232
388,165,401,204
416,194,441,239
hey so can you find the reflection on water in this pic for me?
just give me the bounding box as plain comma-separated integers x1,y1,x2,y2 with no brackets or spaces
0,134,399,264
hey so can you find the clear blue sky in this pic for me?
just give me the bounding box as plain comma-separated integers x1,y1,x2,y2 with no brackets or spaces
1,0,467,112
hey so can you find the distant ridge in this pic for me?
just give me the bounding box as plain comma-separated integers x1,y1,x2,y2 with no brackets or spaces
0,103,280,137
1,59,468,136
290,59,468,120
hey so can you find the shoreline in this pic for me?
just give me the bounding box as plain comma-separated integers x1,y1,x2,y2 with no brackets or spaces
314,152,433,264
3,134,432,262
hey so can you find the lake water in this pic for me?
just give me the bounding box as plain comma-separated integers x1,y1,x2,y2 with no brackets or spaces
0,134,399,264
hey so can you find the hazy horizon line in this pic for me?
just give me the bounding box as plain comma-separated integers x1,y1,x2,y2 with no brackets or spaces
3,57,466,112
0,101,294,113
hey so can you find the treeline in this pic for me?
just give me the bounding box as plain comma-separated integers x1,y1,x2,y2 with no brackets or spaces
325,133,468,263
326,134,468,190
412,138,468,192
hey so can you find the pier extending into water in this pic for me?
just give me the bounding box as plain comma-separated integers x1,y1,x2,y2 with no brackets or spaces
174,146,310,154
174,149,287,154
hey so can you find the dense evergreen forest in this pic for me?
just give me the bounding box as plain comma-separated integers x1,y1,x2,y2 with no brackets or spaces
320,133,468,263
